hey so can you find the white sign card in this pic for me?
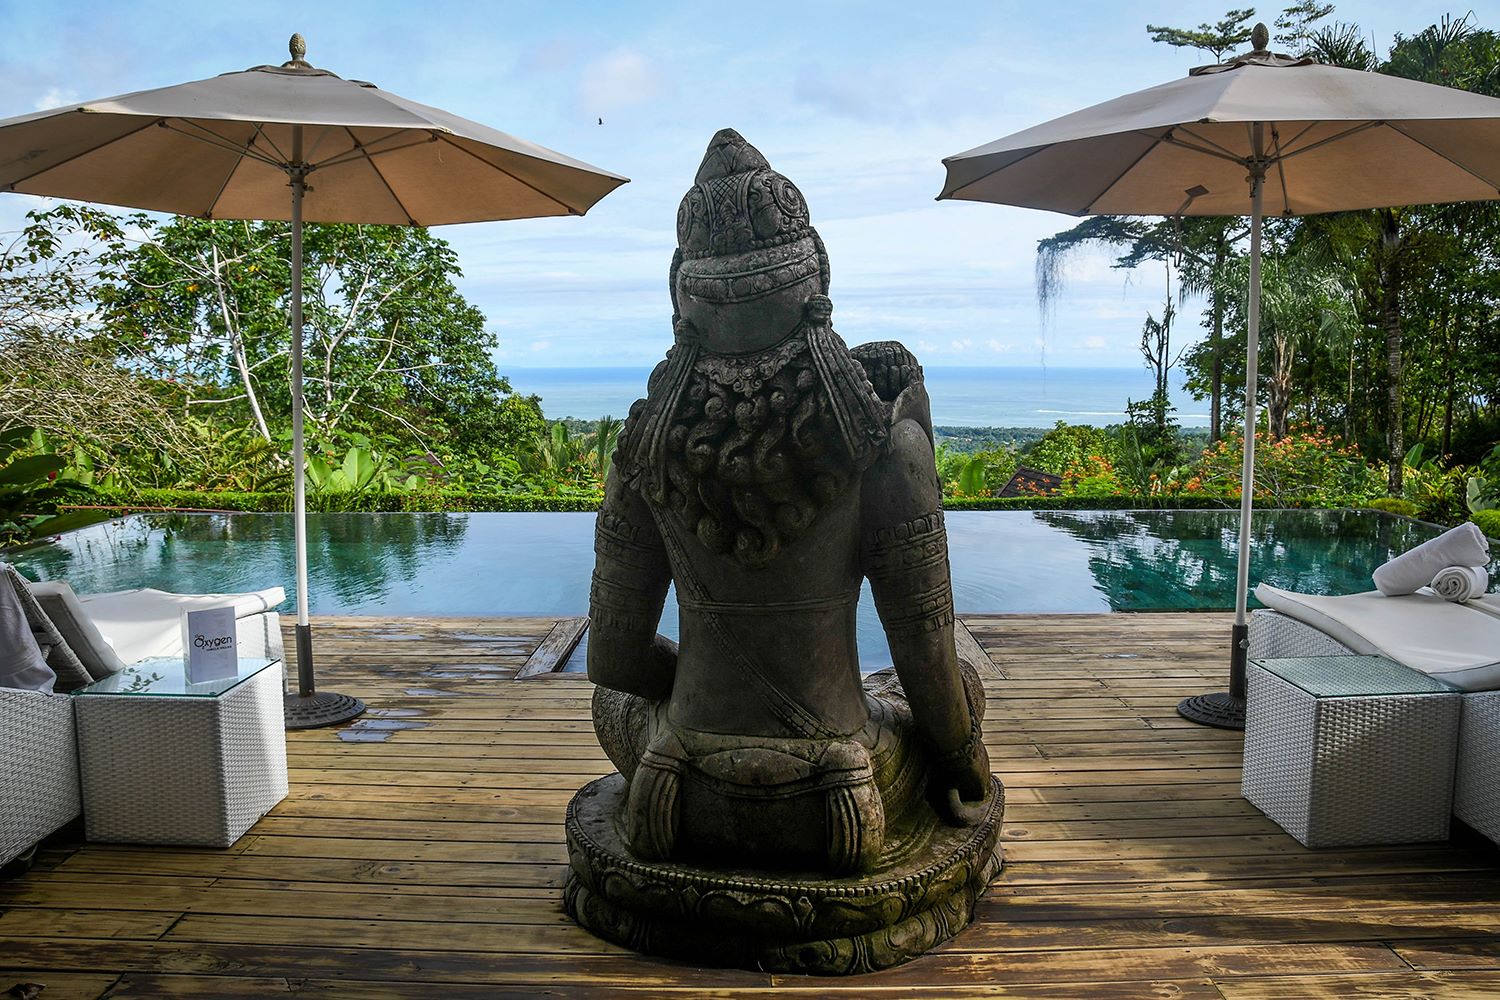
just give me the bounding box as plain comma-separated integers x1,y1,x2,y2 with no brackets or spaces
183,606,238,683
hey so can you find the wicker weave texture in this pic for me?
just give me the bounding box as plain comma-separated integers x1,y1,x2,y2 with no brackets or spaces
1253,608,1500,848
73,664,288,847
1243,661,1460,847
0,688,80,865
1456,691,1500,845
1248,609,1355,659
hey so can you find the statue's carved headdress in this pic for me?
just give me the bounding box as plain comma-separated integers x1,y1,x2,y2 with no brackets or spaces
670,128,830,314
616,130,887,568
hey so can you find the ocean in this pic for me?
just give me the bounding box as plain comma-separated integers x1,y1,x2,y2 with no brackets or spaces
506,366,1211,429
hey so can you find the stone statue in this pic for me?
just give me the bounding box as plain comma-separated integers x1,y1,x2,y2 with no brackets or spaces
562,129,1004,974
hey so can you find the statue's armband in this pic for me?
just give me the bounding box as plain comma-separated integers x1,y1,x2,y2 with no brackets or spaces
588,477,674,698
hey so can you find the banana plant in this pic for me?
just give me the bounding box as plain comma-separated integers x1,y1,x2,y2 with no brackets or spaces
306,445,384,493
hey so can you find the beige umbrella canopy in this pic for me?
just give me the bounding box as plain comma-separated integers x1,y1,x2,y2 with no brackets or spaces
0,36,626,222
0,34,628,728
941,37,1500,216
941,24,1500,730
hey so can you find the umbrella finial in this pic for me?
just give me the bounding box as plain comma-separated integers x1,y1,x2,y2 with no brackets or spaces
286,33,310,69
1250,23,1270,53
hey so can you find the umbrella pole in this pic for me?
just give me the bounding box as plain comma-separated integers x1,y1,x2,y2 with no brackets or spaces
1178,150,1265,730
283,125,365,730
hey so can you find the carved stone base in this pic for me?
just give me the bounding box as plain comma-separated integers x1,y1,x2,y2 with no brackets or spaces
563,772,1005,974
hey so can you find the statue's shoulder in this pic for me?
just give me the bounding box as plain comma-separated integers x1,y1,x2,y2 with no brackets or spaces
850,341,934,446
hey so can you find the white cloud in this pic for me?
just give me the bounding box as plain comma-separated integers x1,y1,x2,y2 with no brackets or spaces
32,87,77,112
578,49,665,116
1083,336,1108,350
529,340,552,352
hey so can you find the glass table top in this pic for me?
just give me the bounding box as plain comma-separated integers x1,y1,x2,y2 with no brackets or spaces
1251,655,1456,698
74,656,280,698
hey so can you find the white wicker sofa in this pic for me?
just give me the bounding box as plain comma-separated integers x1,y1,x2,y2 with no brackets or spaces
1,567,284,868
1249,585,1500,847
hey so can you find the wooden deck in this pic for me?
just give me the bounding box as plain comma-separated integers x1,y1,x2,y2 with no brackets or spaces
3,612,1499,998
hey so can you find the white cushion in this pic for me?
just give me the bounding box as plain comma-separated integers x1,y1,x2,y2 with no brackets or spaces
29,581,128,680
1256,584,1500,692
75,587,286,662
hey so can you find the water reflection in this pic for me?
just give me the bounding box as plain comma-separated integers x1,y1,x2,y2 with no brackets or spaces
13,512,468,614
1033,509,1488,611
9,509,1481,666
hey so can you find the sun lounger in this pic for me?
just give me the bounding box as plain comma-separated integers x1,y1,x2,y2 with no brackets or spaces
1249,584,1500,847
1,566,286,869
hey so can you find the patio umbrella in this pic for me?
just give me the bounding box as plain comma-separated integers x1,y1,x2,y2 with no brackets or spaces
0,34,628,728
939,24,1500,728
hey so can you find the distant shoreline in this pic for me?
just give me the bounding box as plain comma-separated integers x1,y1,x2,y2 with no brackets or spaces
511,365,1211,430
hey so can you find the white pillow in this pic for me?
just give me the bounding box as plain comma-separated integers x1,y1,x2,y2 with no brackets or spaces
29,581,127,680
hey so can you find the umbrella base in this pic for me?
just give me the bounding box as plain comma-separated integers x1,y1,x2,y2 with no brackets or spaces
1176,692,1245,730
284,691,366,730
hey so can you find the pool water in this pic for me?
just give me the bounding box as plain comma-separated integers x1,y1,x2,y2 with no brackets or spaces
9,509,1487,669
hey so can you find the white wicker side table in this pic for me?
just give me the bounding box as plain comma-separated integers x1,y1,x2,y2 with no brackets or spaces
71,657,289,847
1243,655,1462,848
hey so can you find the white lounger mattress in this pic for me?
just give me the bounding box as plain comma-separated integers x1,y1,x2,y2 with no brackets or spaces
78,587,286,663
1256,584,1500,692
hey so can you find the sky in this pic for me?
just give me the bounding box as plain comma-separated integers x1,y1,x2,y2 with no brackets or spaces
0,0,1491,370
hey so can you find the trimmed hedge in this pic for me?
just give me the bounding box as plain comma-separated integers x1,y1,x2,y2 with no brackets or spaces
940,495,1306,511
63,489,1467,519
70,489,1347,516
80,488,604,514
1362,497,1421,518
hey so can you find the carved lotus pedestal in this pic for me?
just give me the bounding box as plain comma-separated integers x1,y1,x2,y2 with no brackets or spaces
562,773,1004,975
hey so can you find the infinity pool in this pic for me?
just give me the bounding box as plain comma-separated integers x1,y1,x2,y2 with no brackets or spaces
9,509,1485,668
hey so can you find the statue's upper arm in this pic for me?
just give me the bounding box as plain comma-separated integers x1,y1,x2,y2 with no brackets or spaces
862,416,941,534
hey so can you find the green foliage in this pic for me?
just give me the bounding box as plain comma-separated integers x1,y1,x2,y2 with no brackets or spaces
1472,509,1500,540
1146,8,1257,62
0,426,102,546
1191,428,1385,507
307,445,383,494
1021,423,1115,477
1363,497,1421,517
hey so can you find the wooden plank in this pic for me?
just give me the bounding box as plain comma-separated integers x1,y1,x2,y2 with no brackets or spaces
515,617,589,679
1,611,1495,998
955,618,1001,678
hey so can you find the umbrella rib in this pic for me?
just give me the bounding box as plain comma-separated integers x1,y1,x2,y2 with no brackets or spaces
253,125,292,166
1159,132,1246,167
1382,121,1500,192
434,133,581,215
163,121,286,170
313,132,439,172
341,126,418,225
1,116,162,191
200,124,269,219
1079,131,1179,215
1270,126,1291,215
1273,121,1382,163
1173,125,1241,160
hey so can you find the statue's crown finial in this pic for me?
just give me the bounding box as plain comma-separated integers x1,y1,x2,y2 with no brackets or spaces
695,128,771,185
1251,22,1270,52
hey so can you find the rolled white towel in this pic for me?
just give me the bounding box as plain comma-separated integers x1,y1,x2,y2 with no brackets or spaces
1373,521,1491,596
1431,565,1490,602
